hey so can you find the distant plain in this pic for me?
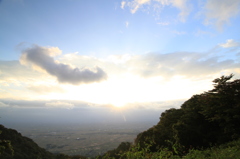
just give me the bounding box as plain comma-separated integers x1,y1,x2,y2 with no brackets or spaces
13,122,153,157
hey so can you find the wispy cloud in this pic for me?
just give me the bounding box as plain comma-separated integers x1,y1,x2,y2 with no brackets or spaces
203,0,240,30
127,0,151,14
194,29,214,37
121,1,126,9
125,21,129,28
168,0,192,22
20,45,107,85
45,101,74,109
121,0,191,22
172,30,186,35
0,99,90,109
157,22,169,26
27,84,65,94
121,0,240,30
219,39,240,48
125,49,238,79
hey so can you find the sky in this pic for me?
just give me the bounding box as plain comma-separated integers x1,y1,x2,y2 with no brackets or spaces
0,0,240,125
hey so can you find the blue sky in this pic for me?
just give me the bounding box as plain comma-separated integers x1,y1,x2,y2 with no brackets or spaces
0,0,240,114
1,0,239,60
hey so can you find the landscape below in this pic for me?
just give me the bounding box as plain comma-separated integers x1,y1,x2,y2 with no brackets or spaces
1,74,240,159
9,123,151,157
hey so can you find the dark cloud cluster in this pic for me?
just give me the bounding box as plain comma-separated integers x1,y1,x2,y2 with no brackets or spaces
20,45,107,85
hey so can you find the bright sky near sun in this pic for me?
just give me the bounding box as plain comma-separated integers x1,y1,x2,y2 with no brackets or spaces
0,0,240,109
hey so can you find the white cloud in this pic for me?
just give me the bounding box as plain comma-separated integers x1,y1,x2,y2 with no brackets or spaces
127,0,151,13
172,30,186,35
125,21,129,28
154,0,170,5
121,1,126,9
219,39,240,48
203,0,240,29
45,101,74,109
157,22,169,25
170,0,191,22
194,29,213,37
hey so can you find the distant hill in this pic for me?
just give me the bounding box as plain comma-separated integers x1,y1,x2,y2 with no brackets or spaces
0,125,87,159
0,124,56,159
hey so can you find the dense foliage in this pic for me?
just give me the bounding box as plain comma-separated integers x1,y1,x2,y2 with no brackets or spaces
99,138,240,159
96,142,132,159
100,74,240,158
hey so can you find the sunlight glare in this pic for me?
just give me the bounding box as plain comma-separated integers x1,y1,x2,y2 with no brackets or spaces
38,75,213,108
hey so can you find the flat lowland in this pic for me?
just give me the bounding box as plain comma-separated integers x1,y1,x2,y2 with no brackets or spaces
14,122,153,157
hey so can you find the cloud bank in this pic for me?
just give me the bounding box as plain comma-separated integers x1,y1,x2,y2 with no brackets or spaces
20,45,107,85
45,101,74,109
1,39,240,106
126,51,236,78
219,39,240,48
0,101,8,107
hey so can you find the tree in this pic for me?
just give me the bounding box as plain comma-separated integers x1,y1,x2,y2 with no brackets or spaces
135,74,240,152
135,108,184,151
0,130,14,156
173,95,220,148
200,74,240,142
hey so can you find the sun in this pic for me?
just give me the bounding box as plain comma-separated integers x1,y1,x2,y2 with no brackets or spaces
110,101,127,108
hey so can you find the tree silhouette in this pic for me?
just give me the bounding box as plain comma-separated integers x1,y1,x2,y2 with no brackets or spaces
133,74,240,154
